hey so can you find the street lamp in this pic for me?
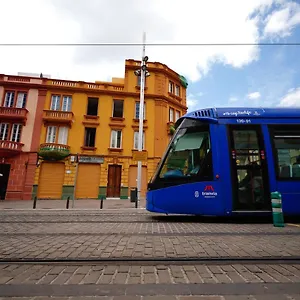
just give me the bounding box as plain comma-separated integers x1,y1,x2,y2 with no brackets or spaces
134,32,150,203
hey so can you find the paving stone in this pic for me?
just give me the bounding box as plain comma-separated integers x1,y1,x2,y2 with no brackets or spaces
179,297,224,300
143,297,177,300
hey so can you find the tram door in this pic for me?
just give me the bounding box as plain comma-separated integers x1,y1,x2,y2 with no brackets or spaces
229,126,271,211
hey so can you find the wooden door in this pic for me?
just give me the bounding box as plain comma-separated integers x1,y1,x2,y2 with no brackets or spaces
107,165,122,197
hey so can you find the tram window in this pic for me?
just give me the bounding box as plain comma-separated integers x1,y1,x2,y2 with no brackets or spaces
272,129,300,179
233,130,259,150
158,126,212,180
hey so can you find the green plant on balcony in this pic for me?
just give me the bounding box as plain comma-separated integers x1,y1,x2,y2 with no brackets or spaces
169,124,176,135
38,144,70,161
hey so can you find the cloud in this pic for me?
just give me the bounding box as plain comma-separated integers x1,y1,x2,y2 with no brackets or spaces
247,92,261,99
187,93,202,111
278,87,300,106
0,0,299,82
264,1,300,37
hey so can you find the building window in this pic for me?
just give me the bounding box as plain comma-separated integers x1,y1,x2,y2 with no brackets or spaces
272,128,300,179
133,131,145,150
50,95,72,111
113,100,124,118
87,97,99,116
62,96,72,112
169,108,174,122
10,124,22,143
0,123,23,142
135,102,146,119
4,91,15,107
175,85,180,96
137,75,147,87
46,126,69,145
3,91,27,108
168,81,174,93
16,93,27,108
84,127,96,147
46,126,57,143
175,110,180,121
57,127,68,145
0,123,9,140
110,130,122,148
50,95,61,111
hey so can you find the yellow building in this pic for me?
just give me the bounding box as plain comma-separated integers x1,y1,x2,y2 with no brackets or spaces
33,59,188,200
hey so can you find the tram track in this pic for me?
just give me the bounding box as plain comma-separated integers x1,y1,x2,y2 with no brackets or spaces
1,256,300,265
0,231,299,236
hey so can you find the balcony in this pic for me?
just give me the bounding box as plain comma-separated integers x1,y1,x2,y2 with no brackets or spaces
42,110,74,126
167,122,176,135
0,107,28,123
38,143,70,161
0,140,24,157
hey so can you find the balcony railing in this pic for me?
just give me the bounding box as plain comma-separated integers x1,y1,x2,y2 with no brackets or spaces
40,143,70,151
42,110,74,124
38,143,70,161
0,107,28,122
0,140,24,157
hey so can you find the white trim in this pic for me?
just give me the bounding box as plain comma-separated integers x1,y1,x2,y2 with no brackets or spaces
272,208,283,213
46,126,57,143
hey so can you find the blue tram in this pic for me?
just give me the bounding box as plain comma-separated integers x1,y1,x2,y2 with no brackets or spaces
146,107,300,216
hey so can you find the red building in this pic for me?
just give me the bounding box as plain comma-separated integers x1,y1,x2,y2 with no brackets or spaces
0,74,46,200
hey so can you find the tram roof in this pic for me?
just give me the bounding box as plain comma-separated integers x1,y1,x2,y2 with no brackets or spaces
176,107,300,126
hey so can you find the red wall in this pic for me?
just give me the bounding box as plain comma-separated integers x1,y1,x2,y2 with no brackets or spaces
4,152,37,200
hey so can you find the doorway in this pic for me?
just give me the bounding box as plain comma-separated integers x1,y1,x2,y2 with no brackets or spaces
0,164,10,200
229,126,271,211
107,165,122,198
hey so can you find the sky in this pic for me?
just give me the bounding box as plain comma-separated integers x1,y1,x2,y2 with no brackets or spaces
0,0,300,111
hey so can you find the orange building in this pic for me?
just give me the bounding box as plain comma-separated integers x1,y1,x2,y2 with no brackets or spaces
0,59,188,200
0,74,46,200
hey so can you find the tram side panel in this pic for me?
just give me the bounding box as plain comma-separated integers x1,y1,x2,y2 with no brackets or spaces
148,123,230,216
212,123,235,216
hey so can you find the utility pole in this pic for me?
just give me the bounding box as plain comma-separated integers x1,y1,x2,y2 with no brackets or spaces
135,32,149,202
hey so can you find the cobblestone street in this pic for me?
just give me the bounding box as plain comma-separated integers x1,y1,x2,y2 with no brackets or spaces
0,209,299,298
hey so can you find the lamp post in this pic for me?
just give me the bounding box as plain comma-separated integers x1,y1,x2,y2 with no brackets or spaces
134,32,150,202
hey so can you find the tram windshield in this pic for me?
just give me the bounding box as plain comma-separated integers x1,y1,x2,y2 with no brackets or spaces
153,119,213,185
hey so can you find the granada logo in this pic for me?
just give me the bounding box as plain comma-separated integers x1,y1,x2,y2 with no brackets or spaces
202,185,217,198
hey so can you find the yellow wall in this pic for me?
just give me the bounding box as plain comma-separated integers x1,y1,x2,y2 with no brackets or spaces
36,59,187,197
41,93,157,158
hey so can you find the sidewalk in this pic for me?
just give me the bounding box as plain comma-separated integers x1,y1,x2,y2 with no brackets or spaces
0,199,146,210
